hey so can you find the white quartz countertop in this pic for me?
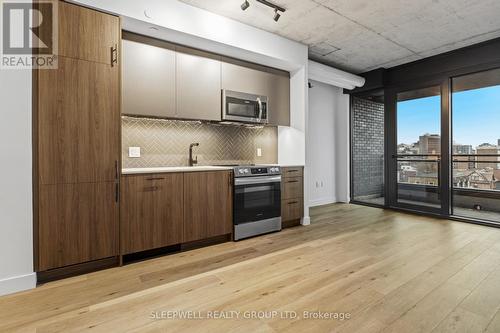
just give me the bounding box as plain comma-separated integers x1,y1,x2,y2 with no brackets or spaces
122,166,234,175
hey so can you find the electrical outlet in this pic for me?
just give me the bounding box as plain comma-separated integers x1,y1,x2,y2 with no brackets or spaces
321,181,324,187
316,181,319,188
129,147,141,158
257,148,262,157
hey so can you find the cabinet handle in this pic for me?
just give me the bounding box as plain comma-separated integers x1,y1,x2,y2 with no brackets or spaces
145,177,165,181
287,180,299,183
115,160,119,181
287,201,299,205
111,44,118,67
286,170,299,173
115,182,119,203
144,186,159,191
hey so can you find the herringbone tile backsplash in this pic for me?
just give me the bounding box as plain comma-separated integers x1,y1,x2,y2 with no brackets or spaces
122,116,278,168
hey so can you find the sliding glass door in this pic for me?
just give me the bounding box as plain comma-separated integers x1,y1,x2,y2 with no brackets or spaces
387,81,450,214
451,68,500,222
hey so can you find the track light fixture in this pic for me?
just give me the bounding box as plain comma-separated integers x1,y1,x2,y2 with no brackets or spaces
241,0,250,11
241,0,286,22
273,8,281,22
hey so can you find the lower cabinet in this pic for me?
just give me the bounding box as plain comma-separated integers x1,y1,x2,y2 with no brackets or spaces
38,182,119,271
281,167,304,228
120,173,184,254
183,171,233,242
120,170,233,255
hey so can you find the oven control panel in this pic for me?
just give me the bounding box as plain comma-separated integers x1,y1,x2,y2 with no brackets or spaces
234,166,281,177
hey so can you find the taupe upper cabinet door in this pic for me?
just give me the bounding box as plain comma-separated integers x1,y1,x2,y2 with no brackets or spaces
58,1,119,64
176,48,222,121
221,62,269,96
38,56,120,185
268,72,290,126
122,39,176,118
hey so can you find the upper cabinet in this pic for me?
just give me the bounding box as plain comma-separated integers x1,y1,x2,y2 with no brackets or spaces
122,38,176,118
268,71,290,126
221,61,269,96
58,2,120,64
120,34,290,125
176,47,222,121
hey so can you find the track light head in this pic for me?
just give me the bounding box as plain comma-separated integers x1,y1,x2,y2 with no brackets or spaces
273,8,281,22
241,0,250,11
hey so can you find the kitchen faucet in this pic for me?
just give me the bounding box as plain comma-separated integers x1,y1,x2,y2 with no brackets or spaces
189,143,199,166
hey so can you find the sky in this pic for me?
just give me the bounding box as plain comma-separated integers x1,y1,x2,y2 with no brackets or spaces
397,85,500,148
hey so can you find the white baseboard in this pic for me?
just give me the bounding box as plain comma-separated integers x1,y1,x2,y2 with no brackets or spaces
0,273,36,297
301,216,311,226
309,197,337,207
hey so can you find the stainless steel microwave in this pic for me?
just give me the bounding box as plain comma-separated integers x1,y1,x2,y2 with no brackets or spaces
222,90,268,124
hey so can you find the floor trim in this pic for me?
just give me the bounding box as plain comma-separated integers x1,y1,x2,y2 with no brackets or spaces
309,197,337,207
0,273,36,296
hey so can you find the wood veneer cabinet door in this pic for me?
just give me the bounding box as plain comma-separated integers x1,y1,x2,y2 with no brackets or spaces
37,56,120,185
38,182,119,271
35,3,121,272
58,1,120,64
281,198,304,222
120,174,184,254
122,39,176,118
176,49,222,121
183,171,233,242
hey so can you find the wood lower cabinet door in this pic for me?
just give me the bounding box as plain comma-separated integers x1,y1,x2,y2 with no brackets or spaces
38,182,119,271
183,171,233,242
37,56,120,185
282,198,304,222
120,174,184,254
282,177,304,200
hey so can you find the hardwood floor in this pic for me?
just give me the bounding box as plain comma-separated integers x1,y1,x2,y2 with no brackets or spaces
3,204,500,332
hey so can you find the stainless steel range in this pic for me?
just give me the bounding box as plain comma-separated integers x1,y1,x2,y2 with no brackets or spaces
232,165,282,240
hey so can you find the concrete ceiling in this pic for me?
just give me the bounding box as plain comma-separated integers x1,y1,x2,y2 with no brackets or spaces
178,0,500,73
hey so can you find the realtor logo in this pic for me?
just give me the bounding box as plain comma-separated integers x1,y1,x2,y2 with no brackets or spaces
1,0,58,69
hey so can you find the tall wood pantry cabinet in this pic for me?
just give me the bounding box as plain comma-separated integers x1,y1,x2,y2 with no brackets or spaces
34,1,121,275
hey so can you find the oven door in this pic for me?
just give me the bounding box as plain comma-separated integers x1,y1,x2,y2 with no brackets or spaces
223,90,268,124
234,176,281,224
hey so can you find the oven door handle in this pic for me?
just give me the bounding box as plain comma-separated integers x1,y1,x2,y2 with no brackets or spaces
234,175,281,185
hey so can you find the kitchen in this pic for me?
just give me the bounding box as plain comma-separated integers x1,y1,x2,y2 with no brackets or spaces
32,1,310,281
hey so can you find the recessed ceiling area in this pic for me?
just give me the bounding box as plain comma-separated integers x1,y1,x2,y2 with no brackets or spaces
178,0,500,73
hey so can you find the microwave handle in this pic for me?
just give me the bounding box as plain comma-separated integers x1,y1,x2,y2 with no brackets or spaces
257,97,263,120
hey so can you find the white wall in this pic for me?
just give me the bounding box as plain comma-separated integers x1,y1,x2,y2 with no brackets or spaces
0,69,36,296
306,80,351,207
307,80,338,206
335,92,351,203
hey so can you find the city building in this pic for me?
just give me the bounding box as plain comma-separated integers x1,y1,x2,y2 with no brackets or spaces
476,144,500,170
453,143,475,169
419,134,441,155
